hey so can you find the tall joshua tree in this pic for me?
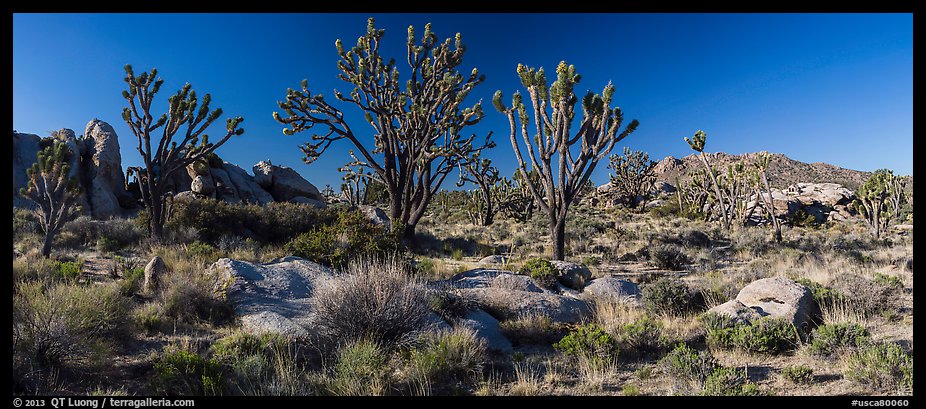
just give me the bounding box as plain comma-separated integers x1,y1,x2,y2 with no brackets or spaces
751,152,782,243
494,62,639,260
20,141,82,257
457,151,501,226
121,65,245,239
274,18,493,241
685,130,731,230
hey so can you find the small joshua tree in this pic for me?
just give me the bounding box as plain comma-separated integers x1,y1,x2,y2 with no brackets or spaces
494,61,639,260
498,169,538,223
121,65,245,239
855,169,905,239
457,151,501,226
685,130,731,230
20,141,83,257
607,147,657,211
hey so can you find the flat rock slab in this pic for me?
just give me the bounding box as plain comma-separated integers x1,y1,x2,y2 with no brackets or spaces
458,287,591,324
442,269,547,293
456,309,512,353
209,256,336,338
581,277,641,304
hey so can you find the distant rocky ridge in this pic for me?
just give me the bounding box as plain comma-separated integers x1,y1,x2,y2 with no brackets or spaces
12,120,326,218
652,151,876,190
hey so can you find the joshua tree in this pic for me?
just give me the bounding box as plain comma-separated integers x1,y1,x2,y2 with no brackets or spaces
497,170,538,223
20,141,82,257
685,130,731,230
457,151,501,226
607,147,657,211
855,169,904,239
340,160,372,207
494,62,639,260
121,65,244,239
751,152,782,243
274,18,493,241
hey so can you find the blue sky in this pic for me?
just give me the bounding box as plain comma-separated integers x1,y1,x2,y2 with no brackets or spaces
13,13,913,191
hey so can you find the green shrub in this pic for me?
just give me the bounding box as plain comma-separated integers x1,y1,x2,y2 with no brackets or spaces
642,277,695,316
621,384,641,396
133,302,169,334
844,342,913,393
13,281,131,386
208,331,309,396
160,270,234,326
328,339,391,396
872,273,903,290
781,365,814,384
553,324,619,366
704,315,798,354
118,267,146,296
808,323,870,357
61,216,144,251
618,316,669,355
795,278,847,307
701,367,758,396
284,210,401,268
406,328,486,390
658,343,717,386
649,244,691,271
211,332,289,363
519,258,558,289
151,347,224,396
187,242,220,260
789,208,819,228
53,259,83,281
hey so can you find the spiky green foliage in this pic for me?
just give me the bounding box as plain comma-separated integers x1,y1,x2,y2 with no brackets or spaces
498,169,538,222
274,18,493,241
19,141,83,257
854,169,906,239
121,64,244,239
495,61,639,260
606,147,657,211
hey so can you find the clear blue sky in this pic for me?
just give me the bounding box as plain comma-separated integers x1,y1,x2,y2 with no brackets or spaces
13,13,913,191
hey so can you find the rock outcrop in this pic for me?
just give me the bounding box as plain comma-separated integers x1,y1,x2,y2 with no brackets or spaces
252,160,324,204
209,256,337,339
708,277,820,331
581,277,641,304
84,119,131,218
223,163,274,205
550,261,592,290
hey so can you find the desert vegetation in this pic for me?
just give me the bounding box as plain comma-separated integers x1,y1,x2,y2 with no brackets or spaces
12,17,912,398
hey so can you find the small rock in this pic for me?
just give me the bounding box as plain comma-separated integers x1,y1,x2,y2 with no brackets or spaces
456,309,512,353
478,255,508,265
550,261,592,290
581,277,641,304
143,256,168,293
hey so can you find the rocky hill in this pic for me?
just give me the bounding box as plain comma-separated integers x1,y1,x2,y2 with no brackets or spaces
652,152,876,191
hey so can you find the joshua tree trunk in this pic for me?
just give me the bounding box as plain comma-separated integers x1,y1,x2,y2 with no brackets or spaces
759,170,782,243
550,212,567,261
697,152,730,230
42,230,54,258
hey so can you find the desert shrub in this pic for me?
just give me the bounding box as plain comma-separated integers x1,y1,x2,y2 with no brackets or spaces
832,274,897,316
160,269,234,326
166,196,339,244
12,253,57,283
284,210,401,268
553,324,619,367
151,347,224,396
118,267,146,296
133,302,169,334
703,315,799,354
808,322,870,357
405,327,486,392
617,316,669,355
326,339,391,396
642,277,695,316
519,258,558,289
52,259,83,281
187,242,220,261
658,343,717,386
788,208,819,228
13,281,131,390
499,313,567,346
312,257,430,347
60,216,144,251
872,273,903,290
209,331,310,396
621,384,641,396
781,365,814,384
844,342,912,393
13,207,39,237
795,279,847,308
701,367,758,396
649,244,691,271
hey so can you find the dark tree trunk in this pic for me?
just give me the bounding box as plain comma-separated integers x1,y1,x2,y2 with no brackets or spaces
42,231,53,258
550,216,566,261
